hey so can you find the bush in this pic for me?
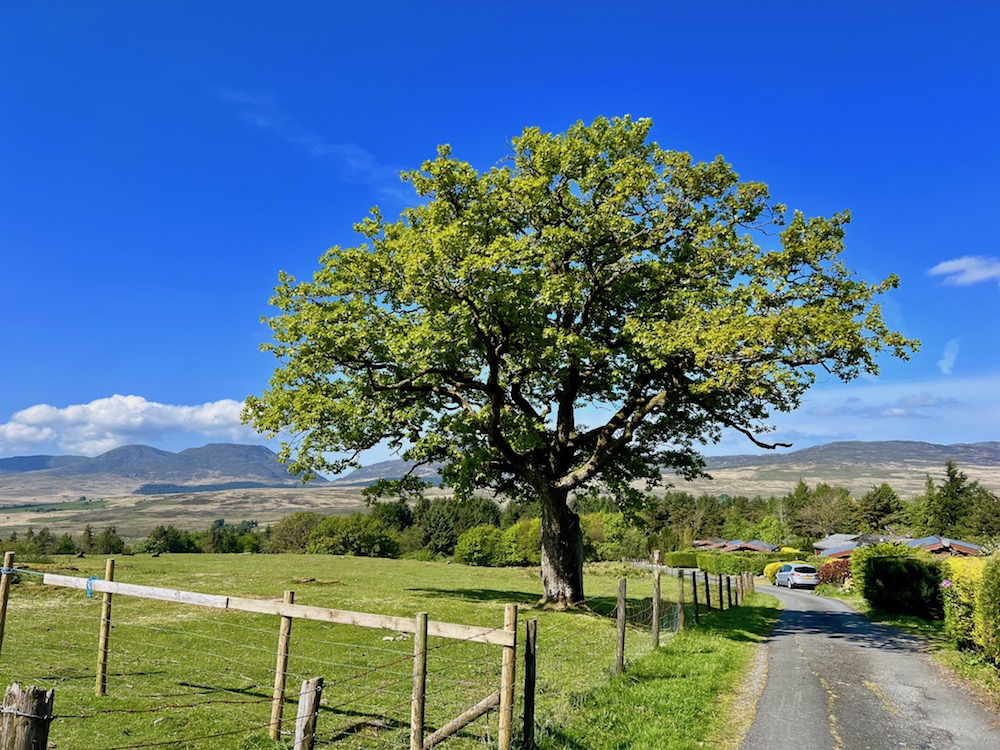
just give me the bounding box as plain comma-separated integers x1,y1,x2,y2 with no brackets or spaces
501,519,542,566
819,558,852,587
763,561,785,584
942,557,986,650
663,551,698,568
454,526,505,566
974,554,1000,664
581,513,646,562
864,556,943,617
850,542,915,604
306,515,400,558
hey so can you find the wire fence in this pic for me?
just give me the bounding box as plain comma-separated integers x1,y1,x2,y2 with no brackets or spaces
0,557,715,749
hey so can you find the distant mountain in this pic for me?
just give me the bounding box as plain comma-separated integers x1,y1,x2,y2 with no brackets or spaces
0,443,322,501
704,441,1000,470
333,459,442,486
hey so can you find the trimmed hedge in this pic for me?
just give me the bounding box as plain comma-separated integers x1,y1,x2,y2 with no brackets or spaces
942,557,986,650
863,555,943,618
763,561,785,584
663,551,698,568
819,558,852,587
974,554,1000,664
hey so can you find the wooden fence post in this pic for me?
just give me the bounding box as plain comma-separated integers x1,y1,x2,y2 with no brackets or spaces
652,570,661,648
0,552,15,657
270,590,295,740
1,683,54,750
677,569,685,631
522,618,537,750
95,558,115,696
726,577,732,609
691,571,700,625
717,574,724,610
703,571,711,609
614,578,626,675
498,603,518,750
293,677,323,750
410,612,428,750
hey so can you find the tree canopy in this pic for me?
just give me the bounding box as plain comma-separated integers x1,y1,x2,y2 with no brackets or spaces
244,116,917,604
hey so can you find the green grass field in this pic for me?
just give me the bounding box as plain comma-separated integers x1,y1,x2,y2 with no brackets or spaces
0,556,774,749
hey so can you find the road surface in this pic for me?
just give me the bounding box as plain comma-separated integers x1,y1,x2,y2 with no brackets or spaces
739,584,1000,750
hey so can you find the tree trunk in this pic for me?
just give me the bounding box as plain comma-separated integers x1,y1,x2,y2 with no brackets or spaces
539,490,584,605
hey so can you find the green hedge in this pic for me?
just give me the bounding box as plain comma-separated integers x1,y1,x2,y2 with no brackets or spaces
942,557,986,650
974,555,1000,664
662,551,698,568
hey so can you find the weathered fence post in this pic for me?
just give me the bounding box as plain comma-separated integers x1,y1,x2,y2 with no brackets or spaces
498,603,518,750
95,558,115,696
717,574,724,611
270,590,295,740
691,571,700,625
677,569,685,631
410,612,428,750
726,576,733,609
703,571,711,609
652,570,661,648
293,677,323,750
1,683,54,750
0,552,15,657
522,617,537,750
614,578,627,675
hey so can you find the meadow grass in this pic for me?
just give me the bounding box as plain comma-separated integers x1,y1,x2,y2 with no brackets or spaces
0,556,774,749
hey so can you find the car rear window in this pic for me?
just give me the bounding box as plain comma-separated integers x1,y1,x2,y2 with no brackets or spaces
794,566,817,574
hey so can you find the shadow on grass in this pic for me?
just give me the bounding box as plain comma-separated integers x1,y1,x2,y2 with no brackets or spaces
405,586,542,605
692,597,782,643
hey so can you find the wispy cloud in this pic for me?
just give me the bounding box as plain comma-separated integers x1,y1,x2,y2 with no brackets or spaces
0,395,258,456
928,256,1000,286
937,339,960,375
217,87,405,196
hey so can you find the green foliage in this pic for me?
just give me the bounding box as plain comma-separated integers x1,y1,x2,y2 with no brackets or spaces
453,525,505,566
264,511,321,553
91,526,125,555
500,518,542,566
911,461,1000,540
581,513,646,562
851,543,943,617
662,551,698,568
419,496,501,556
244,115,917,602
366,499,414,532
306,515,400,558
763,560,785,584
942,557,986,650
974,554,1000,664
854,482,903,533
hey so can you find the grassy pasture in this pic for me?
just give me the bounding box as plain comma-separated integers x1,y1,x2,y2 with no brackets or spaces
0,555,770,749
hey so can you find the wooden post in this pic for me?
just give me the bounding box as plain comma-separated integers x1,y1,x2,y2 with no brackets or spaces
677,569,685,631
498,603,518,750
614,578,626,675
726,576,732,609
652,570,661,648
1,683,54,750
717,573,724,610
410,612,428,750
0,552,15,657
293,677,323,750
703,571,711,609
691,571,700,625
95,558,115,696
270,590,295,740
522,618,537,750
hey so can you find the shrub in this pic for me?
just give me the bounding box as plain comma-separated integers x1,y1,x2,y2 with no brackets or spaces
306,515,400,558
581,513,646,562
763,561,785,584
265,511,322,553
850,542,915,604
500,519,542,566
942,556,986,650
974,554,1000,664
454,525,505,566
865,556,943,617
819,558,852,587
663,551,698,568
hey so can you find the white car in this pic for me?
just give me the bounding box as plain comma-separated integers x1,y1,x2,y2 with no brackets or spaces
775,563,819,589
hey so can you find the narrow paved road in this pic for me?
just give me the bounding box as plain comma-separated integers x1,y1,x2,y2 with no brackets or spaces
740,584,1000,750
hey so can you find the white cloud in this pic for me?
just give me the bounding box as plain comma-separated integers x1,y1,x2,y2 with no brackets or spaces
937,339,960,375
218,87,402,193
0,395,259,456
928,256,1000,286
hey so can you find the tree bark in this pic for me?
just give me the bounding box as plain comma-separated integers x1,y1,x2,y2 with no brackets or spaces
539,489,584,605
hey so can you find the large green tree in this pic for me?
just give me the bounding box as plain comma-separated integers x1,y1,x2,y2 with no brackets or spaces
245,116,916,605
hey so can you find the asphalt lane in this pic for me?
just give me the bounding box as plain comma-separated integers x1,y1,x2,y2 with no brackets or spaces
739,584,1000,750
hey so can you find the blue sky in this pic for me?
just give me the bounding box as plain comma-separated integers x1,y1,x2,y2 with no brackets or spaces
2,1,998,465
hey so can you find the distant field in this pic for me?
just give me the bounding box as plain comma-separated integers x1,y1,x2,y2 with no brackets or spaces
0,554,675,749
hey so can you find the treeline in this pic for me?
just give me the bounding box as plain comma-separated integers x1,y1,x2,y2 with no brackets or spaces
5,460,998,563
